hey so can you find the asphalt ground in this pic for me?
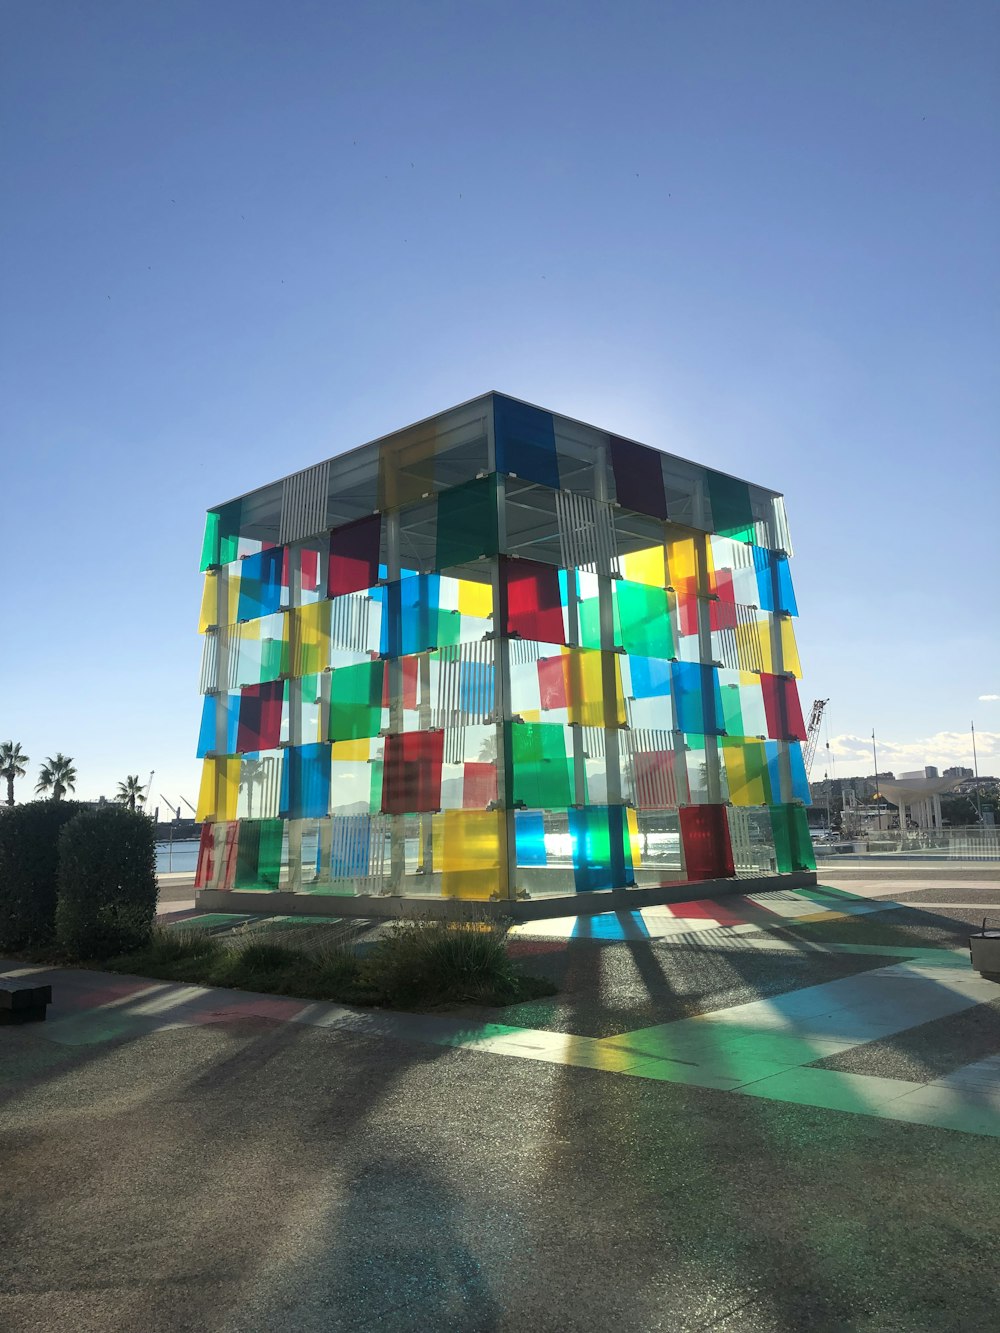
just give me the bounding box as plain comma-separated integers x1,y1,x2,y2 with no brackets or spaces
3,869,1000,1332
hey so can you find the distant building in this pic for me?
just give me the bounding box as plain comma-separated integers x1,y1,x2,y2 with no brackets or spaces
944,766,973,779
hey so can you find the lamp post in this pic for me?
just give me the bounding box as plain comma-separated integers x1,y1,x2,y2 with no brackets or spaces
871,729,882,831
972,721,983,824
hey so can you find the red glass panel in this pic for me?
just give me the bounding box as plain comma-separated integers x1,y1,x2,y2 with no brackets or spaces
679,805,734,881
381,656,419,710
330,514,381,597
709,569,738,632
634,750,679,808
219,821,240,890
194,824,215,888
381,730,444,813
609,435,667,518
761,673,807,741
537,654,568,710
236,680,284,753
503,558,565,646
301,549,319,591
462,762,498,809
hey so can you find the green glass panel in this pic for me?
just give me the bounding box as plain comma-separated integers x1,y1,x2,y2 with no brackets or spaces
435,475,498,569
721,682,743,736
329,661,384,742
301,673,321,705
368,759,383,812
260,632,288,683
217,499,243,565
436,608,462,650
770,804,794,873
576,589,622,651
707,471,754,541
578,596,602,650
511,722,574,808
617,580,672,659
791,804,816,870
234,819,283,889
769,803,813,872
200,512,220,571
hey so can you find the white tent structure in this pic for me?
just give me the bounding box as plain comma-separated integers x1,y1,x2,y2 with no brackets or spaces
876,767,963,832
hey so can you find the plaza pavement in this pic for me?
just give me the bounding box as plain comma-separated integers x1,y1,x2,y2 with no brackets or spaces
2,865,999,1331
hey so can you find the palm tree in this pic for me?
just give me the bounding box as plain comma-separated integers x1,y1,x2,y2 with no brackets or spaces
0,741,29,806
35,753,77,801
116,775,146,812
239,758,266,818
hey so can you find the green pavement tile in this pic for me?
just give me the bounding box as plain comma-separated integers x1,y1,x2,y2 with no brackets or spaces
735,1066,921,1114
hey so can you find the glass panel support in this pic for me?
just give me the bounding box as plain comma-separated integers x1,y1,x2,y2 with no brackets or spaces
491,471,516,901
694,532,723,803
385,506,405,892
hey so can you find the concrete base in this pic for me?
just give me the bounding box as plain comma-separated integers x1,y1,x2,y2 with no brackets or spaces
195,871,818,923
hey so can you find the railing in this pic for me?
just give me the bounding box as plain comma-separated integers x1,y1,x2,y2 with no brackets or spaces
817,827,1000,861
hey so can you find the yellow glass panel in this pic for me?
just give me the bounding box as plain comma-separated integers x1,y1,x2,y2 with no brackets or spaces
666,534,713,589
564,649,626,728
666,535,697,587
621,545,666,588
290,600,331,677
756,619,775,675
457,578,493,618
738,669,759,688
433,809,503,899
723,742,768,806
332,738,370,762
199,573,217,633
780,617,802,678
195,757,241,821
519,709,542,723
226,572,241,626
626,807,642,867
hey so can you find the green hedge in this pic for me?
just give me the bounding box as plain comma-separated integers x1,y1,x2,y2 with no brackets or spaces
0,801,82,949
56,806,157,959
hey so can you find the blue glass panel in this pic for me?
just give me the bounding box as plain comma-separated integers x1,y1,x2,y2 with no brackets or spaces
237,547,283,620
568,806,633,893
494,395,559,489
196,696,216,758
515,810,547,865
753,547,775,612
330,816,372,876
557,568,578,603
629,655,672,700
197,694,239,756
776,556,798,616
671,662,724,735
752,550,797,617
382,574,441,657
226,693,239,753
764,741,781,804
460,659,494,713
281,743,331,819
788,743,811,804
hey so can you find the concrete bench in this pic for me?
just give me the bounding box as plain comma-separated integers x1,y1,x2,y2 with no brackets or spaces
0,984,52,1024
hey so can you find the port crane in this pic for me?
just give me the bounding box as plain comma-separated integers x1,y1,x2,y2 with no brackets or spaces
802,699,829,779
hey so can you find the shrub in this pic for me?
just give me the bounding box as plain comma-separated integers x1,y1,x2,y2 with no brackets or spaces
0,800,82,949
55,806,157,959
361,917,520,1007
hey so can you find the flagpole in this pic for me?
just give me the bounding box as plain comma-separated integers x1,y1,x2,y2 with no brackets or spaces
871,728,882,831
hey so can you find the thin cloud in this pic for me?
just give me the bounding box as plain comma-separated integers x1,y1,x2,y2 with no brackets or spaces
979,694,999,702
826,730,1000,772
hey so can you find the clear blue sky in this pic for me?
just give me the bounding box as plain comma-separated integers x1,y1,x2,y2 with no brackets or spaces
3,0,998,807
